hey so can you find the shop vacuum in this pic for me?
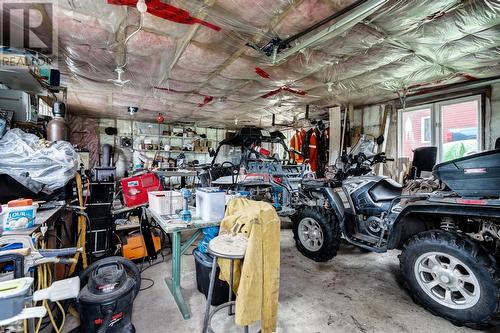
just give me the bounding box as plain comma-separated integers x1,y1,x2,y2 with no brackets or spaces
77,257,141,333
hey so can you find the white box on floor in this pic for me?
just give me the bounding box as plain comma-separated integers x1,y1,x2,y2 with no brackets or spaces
196,188,225,221
148,191,182,215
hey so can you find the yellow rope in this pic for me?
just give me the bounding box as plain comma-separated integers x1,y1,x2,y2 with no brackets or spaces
33,235,66,333
69,172,88,275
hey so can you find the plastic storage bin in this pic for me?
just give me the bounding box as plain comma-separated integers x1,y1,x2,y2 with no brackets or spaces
196,188,225,221
1,199,38,231
120,173,162,207
148,191,183,215
433,149,500,198
0,277,33,320
193,249,230,306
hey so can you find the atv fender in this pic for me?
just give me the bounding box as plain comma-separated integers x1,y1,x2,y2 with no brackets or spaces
321,187,345,222
387,201,500,250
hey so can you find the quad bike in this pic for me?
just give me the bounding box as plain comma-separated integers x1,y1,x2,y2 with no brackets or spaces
292,135,500,328
199,127,313,216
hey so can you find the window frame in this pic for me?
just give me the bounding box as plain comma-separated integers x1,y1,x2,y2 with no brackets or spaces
397,95,483,162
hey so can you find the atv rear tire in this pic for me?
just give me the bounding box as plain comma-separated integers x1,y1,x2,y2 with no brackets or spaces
292,207,341,262
400,230,500,329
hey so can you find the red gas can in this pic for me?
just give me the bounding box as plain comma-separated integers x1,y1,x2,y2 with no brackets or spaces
120,173,162,207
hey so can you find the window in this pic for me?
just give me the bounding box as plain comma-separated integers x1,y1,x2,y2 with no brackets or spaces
38,97,53,117
439,99,480,162
398,95,482,162
420,116,431,143
399,106,432,159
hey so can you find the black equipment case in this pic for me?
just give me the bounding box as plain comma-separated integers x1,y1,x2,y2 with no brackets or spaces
433,149,500,198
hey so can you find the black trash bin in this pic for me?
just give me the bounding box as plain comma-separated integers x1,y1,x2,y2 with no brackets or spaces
193,248,231,306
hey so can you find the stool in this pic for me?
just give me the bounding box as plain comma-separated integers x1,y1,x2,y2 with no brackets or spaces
202,234,248,333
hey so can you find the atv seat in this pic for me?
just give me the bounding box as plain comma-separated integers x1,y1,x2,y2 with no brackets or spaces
369,178,402,202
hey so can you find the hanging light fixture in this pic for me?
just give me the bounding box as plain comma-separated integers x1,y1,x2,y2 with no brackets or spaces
127,106,138,116
326,82,334,93
136,0,147,13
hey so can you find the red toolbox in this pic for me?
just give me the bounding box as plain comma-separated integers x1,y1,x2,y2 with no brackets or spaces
120,173,162,207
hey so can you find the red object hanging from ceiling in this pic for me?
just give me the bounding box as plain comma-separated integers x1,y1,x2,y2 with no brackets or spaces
260,86,307,99
108,0,221,31
198,95,214,107
255,67,270,79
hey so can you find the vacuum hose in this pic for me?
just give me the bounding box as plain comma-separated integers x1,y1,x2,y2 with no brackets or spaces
97,310,114,333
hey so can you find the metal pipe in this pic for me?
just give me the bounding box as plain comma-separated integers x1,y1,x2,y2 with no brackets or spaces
279,0,368,48
272,0,388,65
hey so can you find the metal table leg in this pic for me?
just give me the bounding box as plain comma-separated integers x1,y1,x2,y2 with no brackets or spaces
165,230,202,320
203,256,218,333
229,259,234,316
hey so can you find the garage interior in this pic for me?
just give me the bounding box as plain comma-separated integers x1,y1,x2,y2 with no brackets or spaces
0,0,499,332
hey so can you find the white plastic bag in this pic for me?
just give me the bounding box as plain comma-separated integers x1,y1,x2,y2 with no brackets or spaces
0,129,77,191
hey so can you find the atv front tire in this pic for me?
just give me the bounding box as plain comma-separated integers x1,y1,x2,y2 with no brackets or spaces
292,207,341,262
400,230,500,329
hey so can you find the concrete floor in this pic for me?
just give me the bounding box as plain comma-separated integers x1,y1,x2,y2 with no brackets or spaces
133,229,487,333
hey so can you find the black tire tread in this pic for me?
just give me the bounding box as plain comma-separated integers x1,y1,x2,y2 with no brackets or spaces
399,230,500,329
291,206,341,262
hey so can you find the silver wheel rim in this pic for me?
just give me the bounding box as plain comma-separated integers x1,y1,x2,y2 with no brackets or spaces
414,251,481,309
298,217,324,252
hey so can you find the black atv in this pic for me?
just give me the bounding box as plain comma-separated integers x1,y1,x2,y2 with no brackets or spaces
292,136,500,328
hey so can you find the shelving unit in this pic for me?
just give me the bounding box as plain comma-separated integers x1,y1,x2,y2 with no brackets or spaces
135,149,209,154
131,123,224,165
135,133,217,142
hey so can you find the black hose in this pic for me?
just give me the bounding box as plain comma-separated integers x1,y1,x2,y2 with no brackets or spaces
97,310,114,333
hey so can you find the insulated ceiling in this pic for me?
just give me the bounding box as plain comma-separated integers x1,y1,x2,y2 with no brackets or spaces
50,0,500,126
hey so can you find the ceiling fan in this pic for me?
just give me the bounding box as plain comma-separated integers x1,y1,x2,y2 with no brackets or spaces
107,0,148,86
107,67,130,86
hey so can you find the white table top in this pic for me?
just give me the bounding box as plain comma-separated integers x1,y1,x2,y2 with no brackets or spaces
148,208,220,233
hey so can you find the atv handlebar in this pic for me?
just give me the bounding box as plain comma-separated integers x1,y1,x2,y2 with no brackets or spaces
336,152,395,179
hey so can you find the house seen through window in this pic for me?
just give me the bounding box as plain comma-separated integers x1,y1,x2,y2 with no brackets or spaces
398,95,481,162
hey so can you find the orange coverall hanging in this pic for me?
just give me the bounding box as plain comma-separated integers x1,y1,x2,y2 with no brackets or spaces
308,130,319,172
289,129,305,164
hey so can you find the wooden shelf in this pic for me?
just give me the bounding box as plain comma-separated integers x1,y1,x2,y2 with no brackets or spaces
0,65,45,94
